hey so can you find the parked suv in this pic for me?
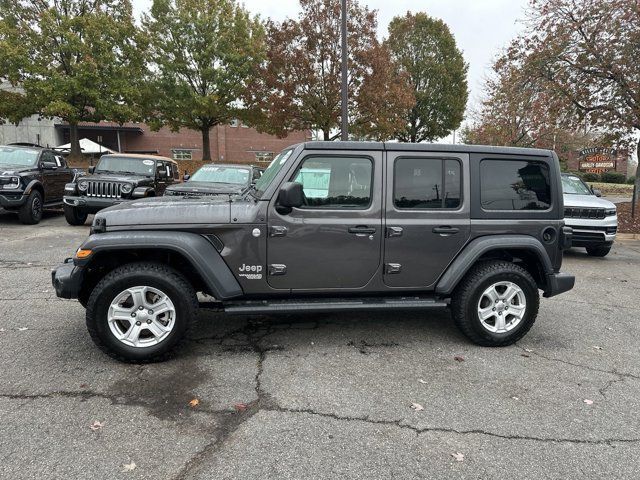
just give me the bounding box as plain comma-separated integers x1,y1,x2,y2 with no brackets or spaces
561,173,617,257
164,164,264,197
0,144,75,224
52,142,575,362
63,153,179,225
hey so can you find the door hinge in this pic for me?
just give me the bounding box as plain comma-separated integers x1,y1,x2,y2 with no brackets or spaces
386,226,403,237
269,264,287,276
385,263,402,274
269,226,288,237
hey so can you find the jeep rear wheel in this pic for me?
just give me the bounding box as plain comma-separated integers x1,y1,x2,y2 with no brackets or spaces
64,204,88,226
586,245,611,257
451,261,539,347
18,190,43,224
86,262,198,362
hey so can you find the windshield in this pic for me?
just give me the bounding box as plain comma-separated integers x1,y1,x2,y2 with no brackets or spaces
0,147,39,167
253,149,294,197
95,156,156,176
562,175,592,195
190,165,250,185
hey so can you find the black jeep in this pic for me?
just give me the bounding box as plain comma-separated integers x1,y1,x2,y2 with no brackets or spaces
0,144,76,224
164,163,264,197
63,153,180,225
52,142,575,362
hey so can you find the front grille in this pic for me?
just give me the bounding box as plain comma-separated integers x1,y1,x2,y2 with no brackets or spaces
564,207,605,219
572,231,606,242
85,181,123,199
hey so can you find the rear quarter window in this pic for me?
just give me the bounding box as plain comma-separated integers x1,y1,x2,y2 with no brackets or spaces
480,159,551,211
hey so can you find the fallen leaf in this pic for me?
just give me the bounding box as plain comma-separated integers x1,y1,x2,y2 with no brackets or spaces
234,403,248,412
410,403,424,412
122,462,136,472
520,353,530,358
17,327,28,331
453,356,465,362
592,345,603,350
418,379,427,384
451,452,465,462
89,420,104,431
188,398,199,408
584,399,594,405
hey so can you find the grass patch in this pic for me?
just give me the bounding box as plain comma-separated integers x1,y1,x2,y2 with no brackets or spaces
587,182,634,196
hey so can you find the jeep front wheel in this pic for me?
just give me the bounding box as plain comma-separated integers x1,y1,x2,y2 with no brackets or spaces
86,262,198,362
451,261,539,347
64,204,88,226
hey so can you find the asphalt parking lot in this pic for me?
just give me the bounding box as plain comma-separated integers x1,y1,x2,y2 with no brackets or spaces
1,210,639,479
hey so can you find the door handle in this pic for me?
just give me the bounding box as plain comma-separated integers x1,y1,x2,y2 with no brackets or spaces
348,226,376,235
432,226,459,235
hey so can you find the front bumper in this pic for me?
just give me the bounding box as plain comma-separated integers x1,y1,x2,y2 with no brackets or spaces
543,272,575,298
565,216,617,247
0,192,27,209
51,259,84,299
64,195,125,213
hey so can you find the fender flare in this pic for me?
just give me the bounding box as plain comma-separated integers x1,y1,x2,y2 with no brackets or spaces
24,179,44,196
435,235,553,295
76,231,243,300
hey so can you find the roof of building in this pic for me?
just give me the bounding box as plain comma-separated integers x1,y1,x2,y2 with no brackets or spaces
105,153,176,163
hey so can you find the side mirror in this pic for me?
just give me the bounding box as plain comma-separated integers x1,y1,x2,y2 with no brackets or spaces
88,166,95,174
183,174,190,181
592,188,602,197
41,161,57,170
278,182,304,209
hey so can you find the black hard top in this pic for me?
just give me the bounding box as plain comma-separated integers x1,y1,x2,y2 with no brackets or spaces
300,141,553,157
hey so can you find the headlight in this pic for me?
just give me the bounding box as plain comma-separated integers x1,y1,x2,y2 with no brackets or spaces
78,180,88,192
605,208,616,216
121,183,133,195
1,176,21,190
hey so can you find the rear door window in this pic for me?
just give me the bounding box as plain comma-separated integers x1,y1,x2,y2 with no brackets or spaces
394,157,461,209
480,160,551,211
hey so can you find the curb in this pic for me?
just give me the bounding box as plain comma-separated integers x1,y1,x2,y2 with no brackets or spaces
617,233,640,240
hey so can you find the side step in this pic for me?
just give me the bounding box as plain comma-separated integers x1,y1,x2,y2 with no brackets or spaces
222,296,448,315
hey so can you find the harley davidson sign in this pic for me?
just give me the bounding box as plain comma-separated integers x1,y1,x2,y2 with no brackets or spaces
578,147,617,173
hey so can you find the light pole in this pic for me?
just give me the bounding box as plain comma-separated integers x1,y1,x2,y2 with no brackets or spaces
340,0,348,141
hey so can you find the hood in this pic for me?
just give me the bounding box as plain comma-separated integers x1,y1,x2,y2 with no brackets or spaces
563,194,615,209
96,195,233,228
166,181,244,196
0,165,32,175
83,172,153,184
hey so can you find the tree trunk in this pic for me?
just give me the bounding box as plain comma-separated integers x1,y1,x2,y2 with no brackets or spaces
201,127,211,161
69,122,82,160
632,140,639,218
323,129,330,141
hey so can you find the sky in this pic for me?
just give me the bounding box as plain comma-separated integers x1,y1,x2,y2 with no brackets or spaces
132,0,530,137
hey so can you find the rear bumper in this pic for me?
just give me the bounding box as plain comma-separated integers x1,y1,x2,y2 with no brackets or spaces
543,272,575,298
64,195,124,213
51,259,84,299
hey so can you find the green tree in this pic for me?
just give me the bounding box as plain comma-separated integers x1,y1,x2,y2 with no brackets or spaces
0,0,147,158
249,0,414,142
385,12,468,143
143,0,265,161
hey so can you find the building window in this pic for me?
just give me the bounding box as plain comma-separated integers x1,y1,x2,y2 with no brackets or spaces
254,151,274,163
172,149,193,161
230,119,240,128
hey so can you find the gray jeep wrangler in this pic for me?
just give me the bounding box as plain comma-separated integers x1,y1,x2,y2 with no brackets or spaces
52,142,575,362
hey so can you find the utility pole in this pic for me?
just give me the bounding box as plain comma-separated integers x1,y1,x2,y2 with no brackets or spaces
340,0,348,141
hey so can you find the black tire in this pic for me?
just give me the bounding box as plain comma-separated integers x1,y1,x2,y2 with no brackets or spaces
64,204,88,226
86,262,198,363
18,190,43,224
586,245,611,257
451,260,539,347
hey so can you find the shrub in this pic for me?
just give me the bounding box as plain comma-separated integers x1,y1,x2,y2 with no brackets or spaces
627,176,636,185
600,171,626,184
581,172,601,182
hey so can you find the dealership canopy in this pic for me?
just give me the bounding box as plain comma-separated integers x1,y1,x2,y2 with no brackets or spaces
56,138,116,155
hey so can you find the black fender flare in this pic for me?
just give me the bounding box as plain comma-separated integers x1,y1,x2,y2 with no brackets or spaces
435,235,553,295
76,231,243,300
24,179,44,196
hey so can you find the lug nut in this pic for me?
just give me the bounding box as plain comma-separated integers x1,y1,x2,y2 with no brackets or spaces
148,310,153,315
498,312,503,315
135,321,142,326
131,312,136,317
492,308,496,311
146,319,152,324
138,306,144,310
